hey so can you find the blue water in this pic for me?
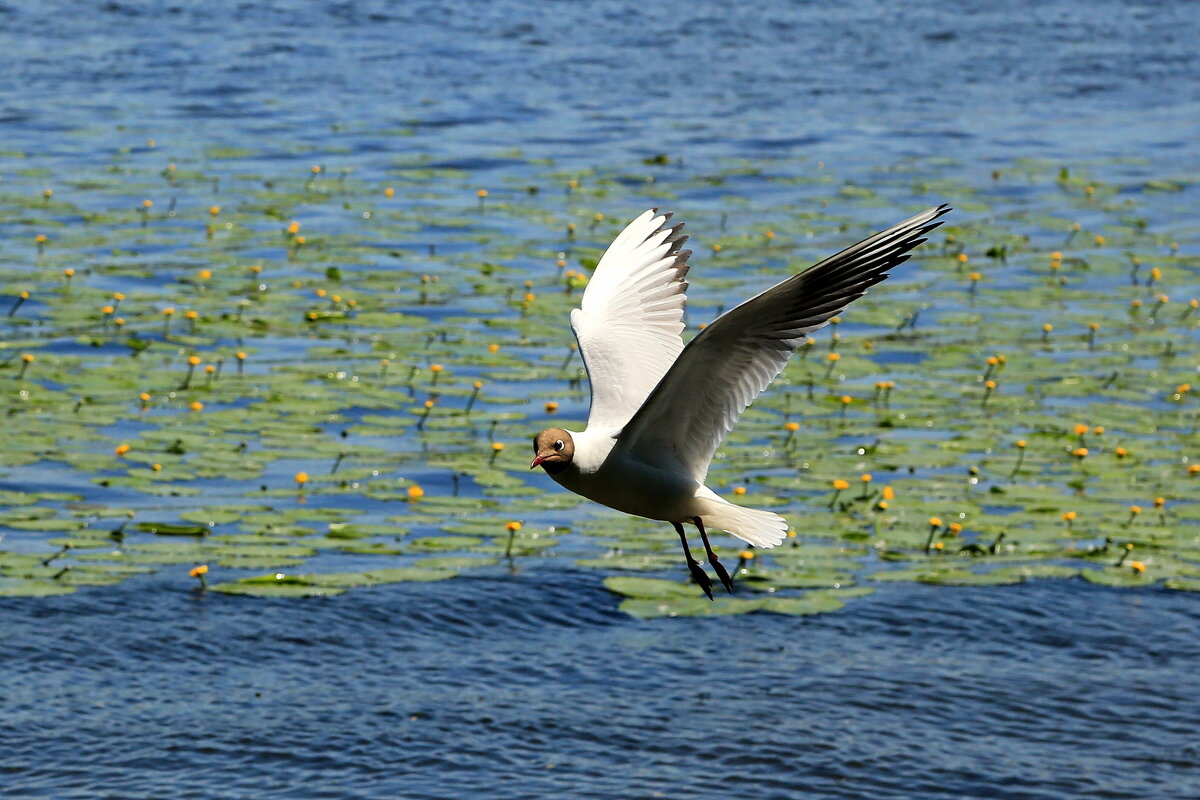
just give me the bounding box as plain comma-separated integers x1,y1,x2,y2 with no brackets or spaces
2,1,1199,798
5,573,1199,799
3,1,1197,172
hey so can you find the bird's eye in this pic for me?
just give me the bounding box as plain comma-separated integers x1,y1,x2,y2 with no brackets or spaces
553,440,564,451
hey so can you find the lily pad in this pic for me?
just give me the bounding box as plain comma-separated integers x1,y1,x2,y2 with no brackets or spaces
0,579,79,597
209,582,346,598
603,576,706,600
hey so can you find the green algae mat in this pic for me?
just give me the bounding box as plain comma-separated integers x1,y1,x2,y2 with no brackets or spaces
1,146,1197,617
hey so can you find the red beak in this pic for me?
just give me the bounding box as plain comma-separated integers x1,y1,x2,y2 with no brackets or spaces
530,454,549,470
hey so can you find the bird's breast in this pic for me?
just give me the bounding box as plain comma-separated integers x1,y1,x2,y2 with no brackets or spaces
551,455,700,522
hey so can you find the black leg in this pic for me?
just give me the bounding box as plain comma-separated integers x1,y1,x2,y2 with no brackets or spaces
673,521,714,600
693,516,734,595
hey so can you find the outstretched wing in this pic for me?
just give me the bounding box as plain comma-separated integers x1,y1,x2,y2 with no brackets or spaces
616,204,951,481
570,209,691,434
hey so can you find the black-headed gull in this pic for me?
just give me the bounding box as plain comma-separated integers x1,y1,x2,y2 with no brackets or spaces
532,205,951,598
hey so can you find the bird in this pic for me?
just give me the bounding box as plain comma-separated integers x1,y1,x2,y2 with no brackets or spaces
531,204,951,598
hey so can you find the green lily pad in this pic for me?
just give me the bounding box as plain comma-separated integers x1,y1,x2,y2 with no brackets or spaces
603,576,706,600
134,522,210,536
1164,577,1200,592
989,564,1081,580
917,568,1025,586
617,596,743,618
0,580,79,597
209,582,346,598
760,592,846,615
1081,568,1158,588
404,535,484,552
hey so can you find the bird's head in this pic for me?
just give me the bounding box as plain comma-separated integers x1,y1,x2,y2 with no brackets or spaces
531,428,574,473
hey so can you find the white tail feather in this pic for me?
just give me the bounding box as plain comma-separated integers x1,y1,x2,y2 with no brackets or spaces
701,501,788,549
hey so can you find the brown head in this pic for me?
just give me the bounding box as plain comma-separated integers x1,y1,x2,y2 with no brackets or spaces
531,428,574,473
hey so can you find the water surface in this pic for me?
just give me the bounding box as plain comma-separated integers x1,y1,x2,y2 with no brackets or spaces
1,1,1198,798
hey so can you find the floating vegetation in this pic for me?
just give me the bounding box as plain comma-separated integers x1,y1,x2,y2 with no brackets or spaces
0,145,1197,616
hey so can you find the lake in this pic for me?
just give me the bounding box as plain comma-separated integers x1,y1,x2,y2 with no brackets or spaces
1,1,1198,798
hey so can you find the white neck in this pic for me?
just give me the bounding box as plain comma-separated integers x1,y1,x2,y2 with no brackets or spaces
564,427,616,474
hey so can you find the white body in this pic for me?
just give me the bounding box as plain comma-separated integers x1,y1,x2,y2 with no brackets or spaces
549,428,740,526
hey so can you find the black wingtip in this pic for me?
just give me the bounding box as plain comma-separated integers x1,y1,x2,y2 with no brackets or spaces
907,203,952,242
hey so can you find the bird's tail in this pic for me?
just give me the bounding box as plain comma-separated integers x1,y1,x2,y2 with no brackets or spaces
699,496,789,549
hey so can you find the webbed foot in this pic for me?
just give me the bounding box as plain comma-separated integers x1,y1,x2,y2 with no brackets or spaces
687,559,715,600
710,557,734,595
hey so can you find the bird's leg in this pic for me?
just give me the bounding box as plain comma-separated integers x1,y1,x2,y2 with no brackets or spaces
693,516,734,595
673,521,713,600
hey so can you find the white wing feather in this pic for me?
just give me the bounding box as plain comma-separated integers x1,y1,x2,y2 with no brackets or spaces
616,205,951,481
571,209,691,434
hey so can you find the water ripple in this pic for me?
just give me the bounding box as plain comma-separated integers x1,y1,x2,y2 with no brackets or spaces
5,577,1184,798
1,0,1199,797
